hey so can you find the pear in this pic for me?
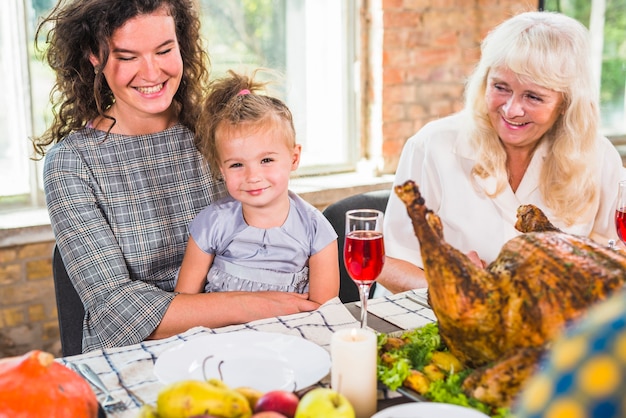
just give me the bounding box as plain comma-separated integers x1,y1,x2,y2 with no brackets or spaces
157,379,252,418
136,404,159,418
235,386,264,411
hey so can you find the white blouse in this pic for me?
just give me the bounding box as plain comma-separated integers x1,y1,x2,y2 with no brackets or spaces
384,111,625,268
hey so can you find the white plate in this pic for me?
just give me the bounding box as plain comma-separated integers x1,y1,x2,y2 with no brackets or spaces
154,331,330,392
372,402,490,418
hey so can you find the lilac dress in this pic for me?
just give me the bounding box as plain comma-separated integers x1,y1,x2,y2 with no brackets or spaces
187,191,337,293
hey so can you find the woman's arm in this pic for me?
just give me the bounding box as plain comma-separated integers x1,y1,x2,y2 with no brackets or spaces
45,145,173,350
149,291,320,340
44,130,227,351
175,236,213,293
377,256,428,293
307,240,340,304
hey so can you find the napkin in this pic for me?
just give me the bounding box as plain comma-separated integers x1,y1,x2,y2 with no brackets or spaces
406,287,430,307
205,296,361,351
361,289,436,331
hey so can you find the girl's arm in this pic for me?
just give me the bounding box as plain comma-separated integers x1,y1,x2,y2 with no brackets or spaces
150,291,319,340
307,240,340,304
175,236,214,293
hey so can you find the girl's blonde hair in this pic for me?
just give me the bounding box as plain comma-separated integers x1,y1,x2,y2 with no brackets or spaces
464,11,600,225
197,69,296,178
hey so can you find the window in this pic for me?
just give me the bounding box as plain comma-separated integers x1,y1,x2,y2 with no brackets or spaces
1,0,43,208
543,0,626,138
199,1,358,175
0,0,358,209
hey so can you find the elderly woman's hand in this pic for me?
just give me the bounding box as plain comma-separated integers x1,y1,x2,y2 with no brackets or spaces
466,250,487,268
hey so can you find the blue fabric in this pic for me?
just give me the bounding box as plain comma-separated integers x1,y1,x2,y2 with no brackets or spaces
514,289,626,418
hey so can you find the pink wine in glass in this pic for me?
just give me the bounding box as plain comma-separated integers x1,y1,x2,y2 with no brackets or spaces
344,231,385,284
615,208,626,244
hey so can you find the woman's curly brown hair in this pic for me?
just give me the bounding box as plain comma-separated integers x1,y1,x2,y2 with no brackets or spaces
32,0,210,158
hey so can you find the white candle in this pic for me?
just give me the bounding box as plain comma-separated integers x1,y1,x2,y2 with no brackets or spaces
331,328,377,418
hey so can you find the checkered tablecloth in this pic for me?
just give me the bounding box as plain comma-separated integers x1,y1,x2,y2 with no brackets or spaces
60,291,435,417
363,288,435,330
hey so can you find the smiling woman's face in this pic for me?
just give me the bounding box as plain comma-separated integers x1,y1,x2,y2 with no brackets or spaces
90,7,183,127
485,67,564,151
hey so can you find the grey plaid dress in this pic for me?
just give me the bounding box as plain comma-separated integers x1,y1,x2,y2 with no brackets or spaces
44,123,227,352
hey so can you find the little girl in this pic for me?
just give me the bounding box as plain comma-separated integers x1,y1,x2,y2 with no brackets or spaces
175,70,340,304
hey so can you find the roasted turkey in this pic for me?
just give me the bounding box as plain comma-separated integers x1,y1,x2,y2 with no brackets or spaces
394,180,626,407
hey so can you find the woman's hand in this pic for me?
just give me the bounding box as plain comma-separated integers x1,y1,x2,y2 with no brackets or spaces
466,250,487,268
150,291,320,340
247,292,320,316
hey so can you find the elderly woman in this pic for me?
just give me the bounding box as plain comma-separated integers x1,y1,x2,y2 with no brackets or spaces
378,11,624,293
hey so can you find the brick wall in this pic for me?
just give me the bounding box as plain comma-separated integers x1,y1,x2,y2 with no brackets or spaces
0,0,538,358
378,0,536,172
0,241,61,358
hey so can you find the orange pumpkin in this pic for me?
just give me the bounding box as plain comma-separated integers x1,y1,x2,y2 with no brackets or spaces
0,350,99,418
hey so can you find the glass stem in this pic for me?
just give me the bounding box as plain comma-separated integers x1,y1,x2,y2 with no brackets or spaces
359,284,371,329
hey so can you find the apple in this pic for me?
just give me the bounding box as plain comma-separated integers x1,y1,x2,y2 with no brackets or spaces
254,390,300,418
251,412,289,418
294,388,355,418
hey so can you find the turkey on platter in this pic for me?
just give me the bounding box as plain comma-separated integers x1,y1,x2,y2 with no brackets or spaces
394,180,626,407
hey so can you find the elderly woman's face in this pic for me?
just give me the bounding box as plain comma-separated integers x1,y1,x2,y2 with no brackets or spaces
485,67,563,150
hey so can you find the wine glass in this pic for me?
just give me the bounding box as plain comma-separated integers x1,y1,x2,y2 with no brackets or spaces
615,180,626,246
344,209,385,328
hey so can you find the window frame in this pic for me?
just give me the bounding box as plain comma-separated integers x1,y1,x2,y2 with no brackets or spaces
1,0,361,210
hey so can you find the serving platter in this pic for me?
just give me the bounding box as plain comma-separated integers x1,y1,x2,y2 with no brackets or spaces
372,402,490,418
377,325,504,417
396,386,428,402
154,331,330,392
382,329,428,403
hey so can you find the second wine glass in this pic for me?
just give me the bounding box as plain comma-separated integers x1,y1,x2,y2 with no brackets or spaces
343,209,385,329
615,180,626,246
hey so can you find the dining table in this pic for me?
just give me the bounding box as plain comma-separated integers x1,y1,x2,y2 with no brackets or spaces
57,288,435,417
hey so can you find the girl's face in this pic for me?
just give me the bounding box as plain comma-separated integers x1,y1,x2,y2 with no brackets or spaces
90,8,183,129
217,122,300,211
485,67,564,151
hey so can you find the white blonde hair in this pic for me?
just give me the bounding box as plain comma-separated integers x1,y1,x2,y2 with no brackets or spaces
465,11,600,225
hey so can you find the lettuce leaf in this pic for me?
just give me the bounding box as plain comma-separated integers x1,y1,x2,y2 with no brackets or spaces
377,354,411,391
377,324,512,417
